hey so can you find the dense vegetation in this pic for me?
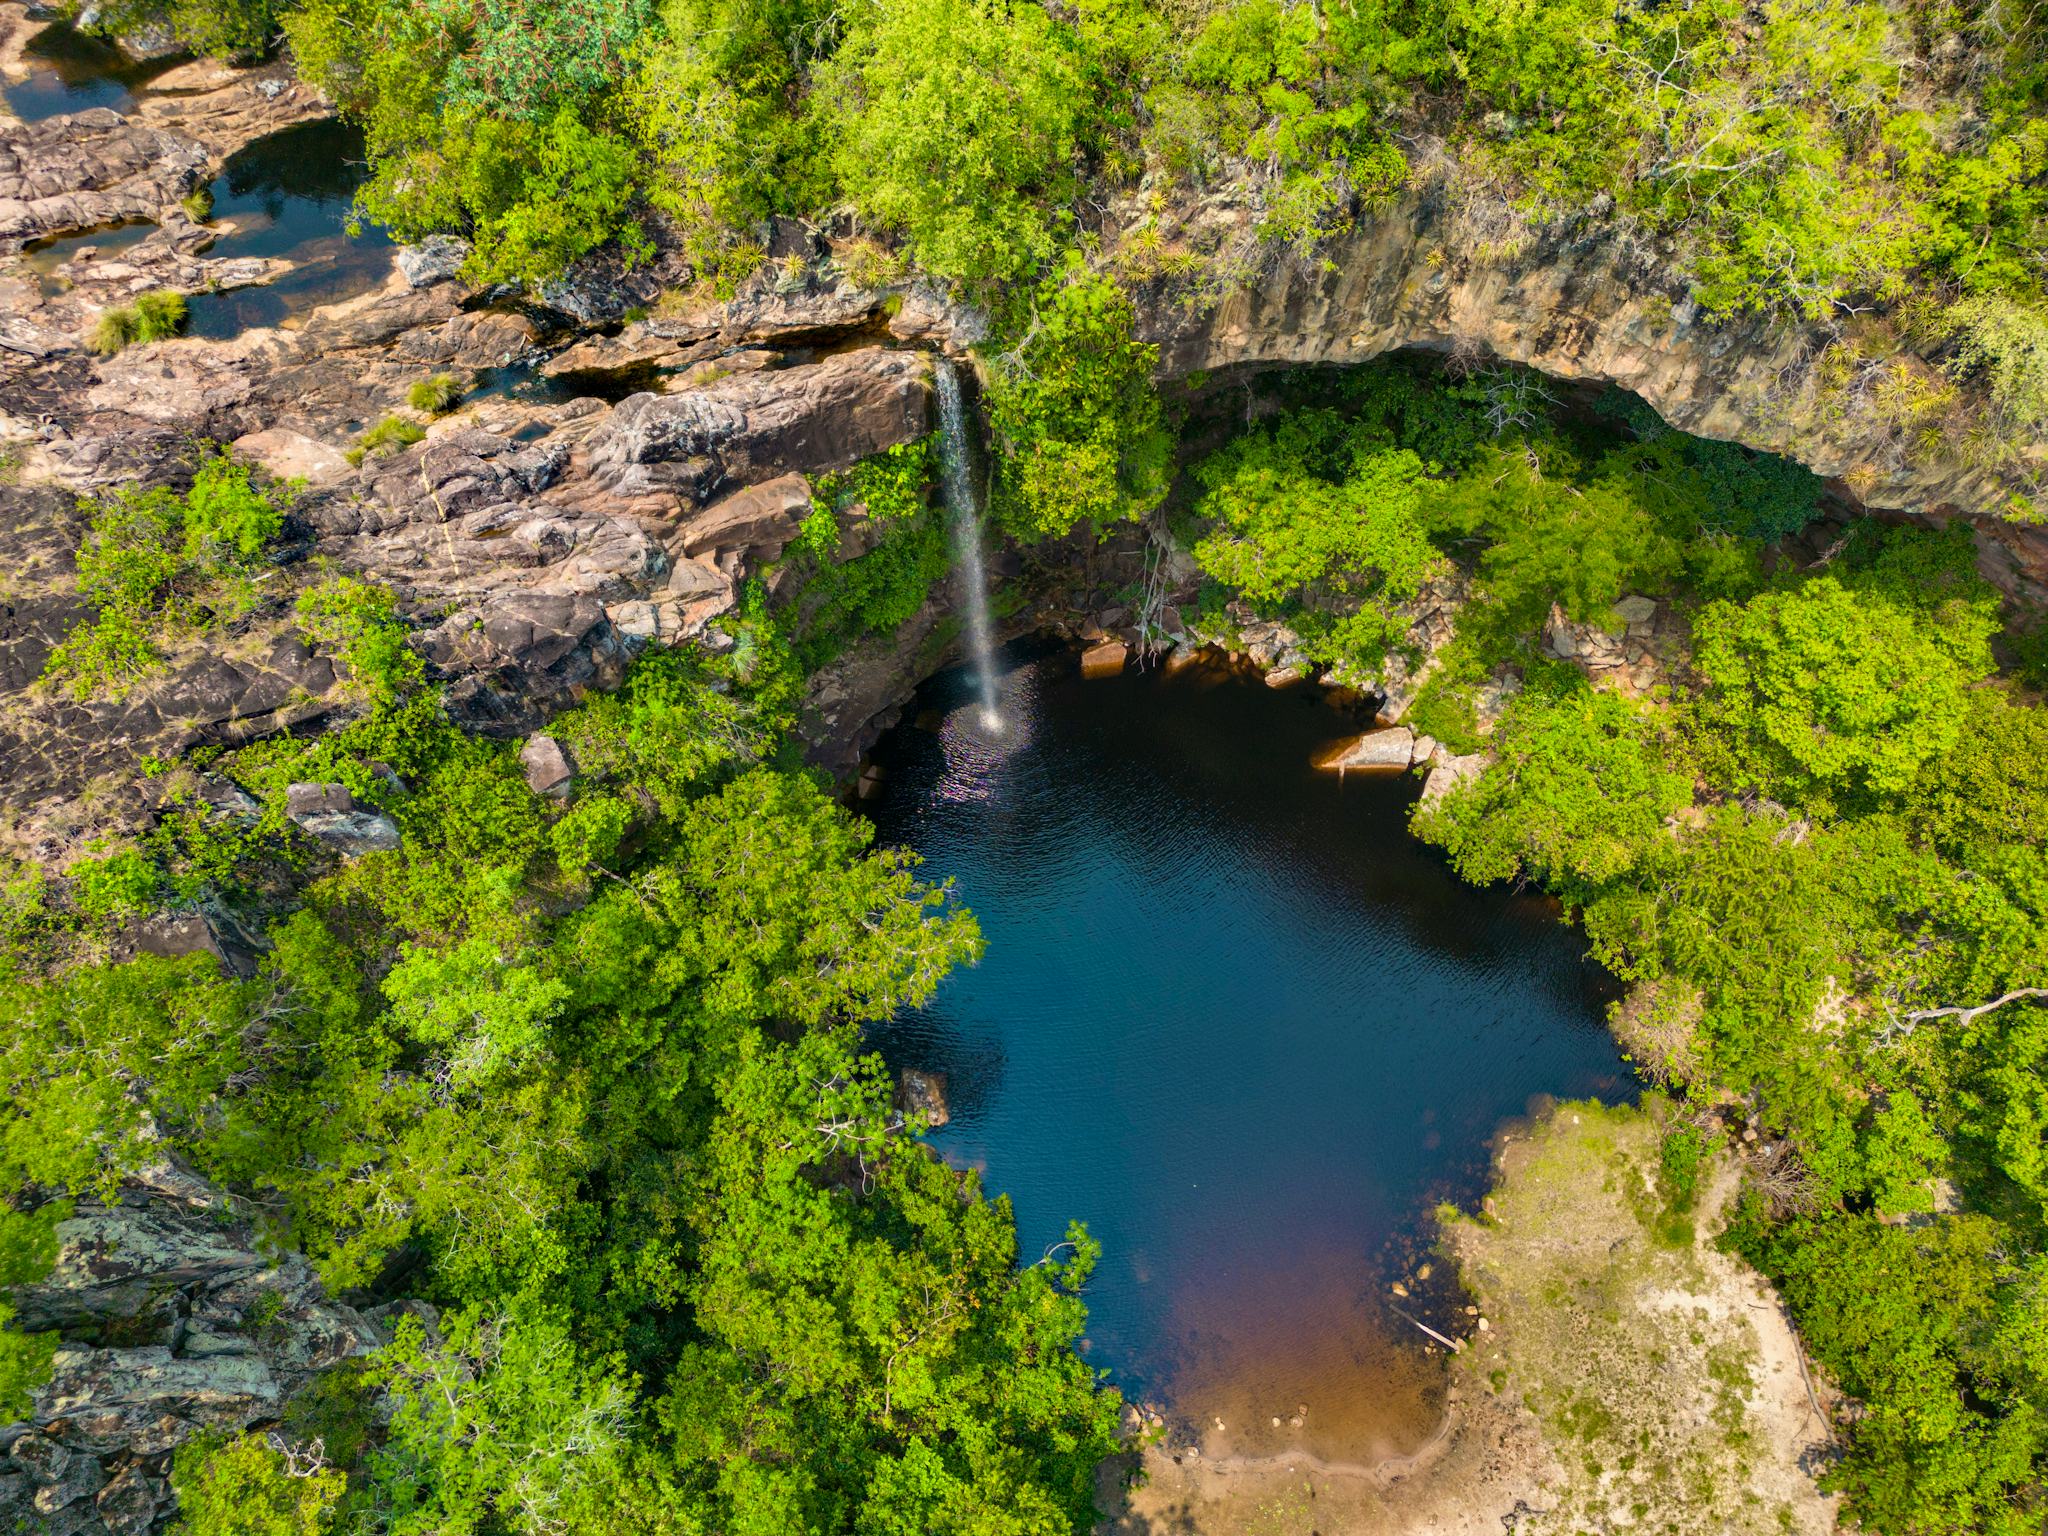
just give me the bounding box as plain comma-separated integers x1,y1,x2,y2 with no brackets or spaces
95,0,2048,498
1171,357,2048,1534
5,449,1119,1531
26,0,2048,1530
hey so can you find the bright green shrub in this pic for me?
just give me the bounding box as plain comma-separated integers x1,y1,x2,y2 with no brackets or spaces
549,646,768,819
1415,687,1691,902
985,267,1167,540
1906,689,2048,860
1424,443,1685,631
444,0,655,120
364,1302,635,1533
1658,1123,1706,1214
170,1432,344,1536
1691,575,1996,809
45,454,290,700
350,414,426,464
1864,1089,1948,1217
296,575,426,707
408,374,464,415
624,0,836,289
775,440,950,670
90,290,188,354
0,1205,60,1420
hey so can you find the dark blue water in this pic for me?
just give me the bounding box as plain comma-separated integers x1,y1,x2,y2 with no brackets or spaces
185,118,393,338
867,644,1630,1462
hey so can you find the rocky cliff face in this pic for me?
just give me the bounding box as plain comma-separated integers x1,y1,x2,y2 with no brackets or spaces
1113,159,2048,604
2,1160,394,1536
0,63,937,833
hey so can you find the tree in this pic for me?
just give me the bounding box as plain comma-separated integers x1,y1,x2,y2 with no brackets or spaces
985,268,1168,541
823,0,1093,287
1416,687,1692,902
171,1434,344,1536
1190,407,1443,670
366,1302,636,1536
1691,575,1995,810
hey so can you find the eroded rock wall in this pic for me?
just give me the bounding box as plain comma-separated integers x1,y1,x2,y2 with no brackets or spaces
1118,169,2048,602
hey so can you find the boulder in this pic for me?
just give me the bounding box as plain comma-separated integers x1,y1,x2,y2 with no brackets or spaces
1319,727,1416,771
396,234,470,290
1613,594,1658,632
537,247,671,326
677,472,813,558
540,322,718,380
1080,641,1128,679
94,1464,163,1536
30,1447,104,1514
897,1068,950,1129
285,783,400,855
830,502,888,563
519,734,576,798
234,428,353,487
1542,603,1627,671
1420,751,1492,808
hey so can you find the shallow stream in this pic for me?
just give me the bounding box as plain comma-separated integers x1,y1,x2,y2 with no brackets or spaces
866,643,1631,1465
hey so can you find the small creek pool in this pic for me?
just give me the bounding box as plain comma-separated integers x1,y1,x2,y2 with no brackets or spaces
185,118,393,338
4,22,177,122
866,643,1631,1465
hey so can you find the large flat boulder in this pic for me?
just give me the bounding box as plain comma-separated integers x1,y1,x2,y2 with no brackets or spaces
586,347,930,508
678,472,813,558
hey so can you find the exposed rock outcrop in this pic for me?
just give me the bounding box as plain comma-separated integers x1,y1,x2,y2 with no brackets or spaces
0,69,326,255
585,348,930,509
3,1162,388,1535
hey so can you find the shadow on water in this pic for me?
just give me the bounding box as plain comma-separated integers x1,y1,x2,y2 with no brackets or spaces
184,118,394,339
864,640,1633,1465
4,22,181,122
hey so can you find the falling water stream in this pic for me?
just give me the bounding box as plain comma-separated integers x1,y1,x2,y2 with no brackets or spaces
934,361,1003,730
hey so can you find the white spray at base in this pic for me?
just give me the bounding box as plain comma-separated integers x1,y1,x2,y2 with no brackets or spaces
934,359,1002,731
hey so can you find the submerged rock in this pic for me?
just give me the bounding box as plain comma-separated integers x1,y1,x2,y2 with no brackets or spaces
896,1068,950,1129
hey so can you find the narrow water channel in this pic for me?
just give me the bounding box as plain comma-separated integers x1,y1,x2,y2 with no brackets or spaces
866,642,1631,1465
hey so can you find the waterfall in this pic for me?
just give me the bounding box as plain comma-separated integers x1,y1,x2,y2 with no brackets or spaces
934,359,1002,731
